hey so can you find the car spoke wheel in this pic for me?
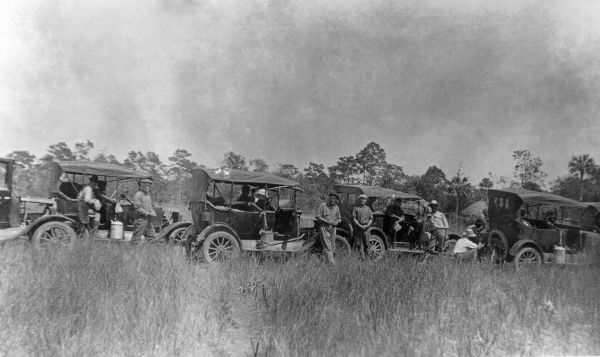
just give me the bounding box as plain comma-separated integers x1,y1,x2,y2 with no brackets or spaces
515,247,542,270
32,221,76,249
366,234,385,261
168,226,188,246
201,231,240,263
334,235,351,256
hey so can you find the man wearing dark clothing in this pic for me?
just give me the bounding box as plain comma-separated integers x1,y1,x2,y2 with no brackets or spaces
237,185,253,202
384,198,406,241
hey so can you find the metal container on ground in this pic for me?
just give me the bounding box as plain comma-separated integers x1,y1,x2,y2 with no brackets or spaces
109,220,124,240
554,245,566,264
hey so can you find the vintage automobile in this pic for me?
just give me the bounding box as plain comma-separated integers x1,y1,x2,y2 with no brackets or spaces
333,184,460,260
485,188,600,268
0,157,59,244
0,159,167,248
184,168,351,263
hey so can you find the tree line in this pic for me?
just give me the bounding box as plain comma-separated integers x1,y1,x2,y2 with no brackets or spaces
4,141,600,214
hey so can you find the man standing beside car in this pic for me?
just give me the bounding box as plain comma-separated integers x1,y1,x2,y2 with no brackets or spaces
132,179,157,243
352,194,373,259
78,175,102,239
316,193,342,265
429,200,449,252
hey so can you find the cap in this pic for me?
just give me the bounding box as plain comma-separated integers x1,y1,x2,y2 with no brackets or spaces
328,192,340,200
141,179,153,185
358,194,368,200
256,188,268,197
429,200,438,206
89,175,99,183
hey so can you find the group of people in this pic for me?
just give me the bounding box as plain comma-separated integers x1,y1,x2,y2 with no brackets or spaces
73,175,159,242
314,192,484,264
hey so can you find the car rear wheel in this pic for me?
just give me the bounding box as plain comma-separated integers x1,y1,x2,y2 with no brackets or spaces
201,231,241,263
487,229,509,262
32,221,77,249
366,234,386,261
167,226,188,246
334,235,351,256
514,247,542,270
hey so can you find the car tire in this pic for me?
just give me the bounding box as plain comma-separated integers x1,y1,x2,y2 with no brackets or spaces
487,229,509,262
201,231,241,263
366,234,386,261
334,235,351,256
32,221,77,249
514,247,542,270
167,226,188,246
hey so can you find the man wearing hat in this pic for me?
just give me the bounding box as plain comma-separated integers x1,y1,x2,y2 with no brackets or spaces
352,194,373,259
254,188,274,211
315,193,341,264
427,200,449,252
132,178,157,242
453,228,484,261
78,175,102,238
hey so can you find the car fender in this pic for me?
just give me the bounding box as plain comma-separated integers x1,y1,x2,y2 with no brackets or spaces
197,223,242,245
21,215,79,238
366,227,388,248
158,221,192,240
509,239,544,260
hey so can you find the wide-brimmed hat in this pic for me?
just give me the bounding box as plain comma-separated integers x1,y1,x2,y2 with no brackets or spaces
429,200,438,206
462,228,478,238
328,192,340,200
358,194,368,200
140,178,153,185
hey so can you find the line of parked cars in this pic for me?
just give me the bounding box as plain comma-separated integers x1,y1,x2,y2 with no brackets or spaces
2,157,599,269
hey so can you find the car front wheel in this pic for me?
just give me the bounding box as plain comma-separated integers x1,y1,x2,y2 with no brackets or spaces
201,231,241,263
367,234,386,261
32,221,77,249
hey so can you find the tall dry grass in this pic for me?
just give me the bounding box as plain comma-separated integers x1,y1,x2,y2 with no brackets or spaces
1,241,599,356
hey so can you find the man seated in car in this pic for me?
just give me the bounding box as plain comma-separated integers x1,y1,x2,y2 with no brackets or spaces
383,197,407,242
254,189,274,211
237,185,253,202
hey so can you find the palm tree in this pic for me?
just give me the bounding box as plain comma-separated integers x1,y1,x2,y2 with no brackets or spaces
568,154,596,201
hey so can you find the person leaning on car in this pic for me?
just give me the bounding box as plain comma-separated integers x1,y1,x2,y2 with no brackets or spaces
132,178,157,242
428,200,449,252
352,194,373,259
316,193,341,265
78,175,102,238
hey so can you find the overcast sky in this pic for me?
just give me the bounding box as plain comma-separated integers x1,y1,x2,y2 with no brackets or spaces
1,0,599,185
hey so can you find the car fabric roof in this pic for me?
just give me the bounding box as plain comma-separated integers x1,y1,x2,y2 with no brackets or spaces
54,161,153,180
196,168,300,187
333,184,423,200
489,188,585,209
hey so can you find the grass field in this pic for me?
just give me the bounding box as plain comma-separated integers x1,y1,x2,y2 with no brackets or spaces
1,240,599,356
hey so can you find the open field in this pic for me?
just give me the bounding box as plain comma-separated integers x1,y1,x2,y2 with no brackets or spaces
1,241,599,357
